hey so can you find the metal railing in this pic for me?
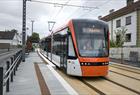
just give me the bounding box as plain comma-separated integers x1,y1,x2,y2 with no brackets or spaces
0,50,22,95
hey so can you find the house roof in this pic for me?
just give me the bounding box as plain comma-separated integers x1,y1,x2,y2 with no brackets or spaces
101,0,140,21
0,31,16,40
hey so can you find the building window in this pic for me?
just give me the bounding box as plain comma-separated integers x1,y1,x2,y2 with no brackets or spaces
116,19,121,28
125,33,131,42
116,35,121,45
126,16,131,25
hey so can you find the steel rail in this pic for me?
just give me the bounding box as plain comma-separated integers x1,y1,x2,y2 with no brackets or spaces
102,77,140,95
79,78,106,95
110,65,140,74
109,70,140,81
111,63,140,70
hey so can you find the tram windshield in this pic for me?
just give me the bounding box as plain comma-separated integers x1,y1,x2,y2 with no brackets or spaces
73,20,108,57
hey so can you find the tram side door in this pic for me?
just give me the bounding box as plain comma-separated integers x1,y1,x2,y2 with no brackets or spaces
60,31,68,70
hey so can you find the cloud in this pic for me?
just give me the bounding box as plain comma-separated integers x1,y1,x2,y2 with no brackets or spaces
0,0,126,38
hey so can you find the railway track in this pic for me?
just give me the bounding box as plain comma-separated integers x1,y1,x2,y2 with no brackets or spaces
110,63,140,74
39,50,140,95
109,67,140,81
57,69,140,95
81,77,138,95
109,63,140,81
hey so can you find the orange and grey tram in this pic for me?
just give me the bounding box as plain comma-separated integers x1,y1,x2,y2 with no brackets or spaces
41,19,109,76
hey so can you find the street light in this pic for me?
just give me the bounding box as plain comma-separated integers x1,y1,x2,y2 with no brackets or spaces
48,21,55,61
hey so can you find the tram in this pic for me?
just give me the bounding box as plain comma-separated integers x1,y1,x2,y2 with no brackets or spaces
42,19,109,76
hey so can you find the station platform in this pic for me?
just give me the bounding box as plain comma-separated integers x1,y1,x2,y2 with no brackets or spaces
4,51,78,95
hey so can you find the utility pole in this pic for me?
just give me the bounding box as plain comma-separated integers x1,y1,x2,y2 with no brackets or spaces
22,0,27,62
31,20,34,35
48,21,55,61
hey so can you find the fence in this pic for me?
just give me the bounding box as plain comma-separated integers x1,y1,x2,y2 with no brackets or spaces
110,47,140,63
0,50,22,95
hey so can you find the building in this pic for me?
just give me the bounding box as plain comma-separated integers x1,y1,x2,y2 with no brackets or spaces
0,31,22,49
101,0,140,47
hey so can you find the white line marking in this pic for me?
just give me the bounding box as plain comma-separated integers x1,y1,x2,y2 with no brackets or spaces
38,50,79,95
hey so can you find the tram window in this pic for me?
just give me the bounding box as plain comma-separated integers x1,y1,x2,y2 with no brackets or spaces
53,33,61,55
73,21,108,57
68,36,76,57
52,28,68,56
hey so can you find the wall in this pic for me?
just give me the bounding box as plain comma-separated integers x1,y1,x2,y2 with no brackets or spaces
0,34,21,46
137,9,140,46
0,43,10,49
108,11,137,46
0,40,12,44
110,47,140,61
12,33,22,45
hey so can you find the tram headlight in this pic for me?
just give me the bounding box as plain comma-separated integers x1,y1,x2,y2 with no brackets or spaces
85,63,87,65
105,62,108,65
102,62,108,65
81,62,92,66
88,63,90,66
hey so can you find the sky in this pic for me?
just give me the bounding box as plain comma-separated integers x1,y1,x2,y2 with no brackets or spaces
0,0,137,38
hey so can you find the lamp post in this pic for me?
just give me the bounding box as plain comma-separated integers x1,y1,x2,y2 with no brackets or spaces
48,21,55,61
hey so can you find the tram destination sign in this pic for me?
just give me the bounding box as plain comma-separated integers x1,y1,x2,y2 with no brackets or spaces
82,27,102,33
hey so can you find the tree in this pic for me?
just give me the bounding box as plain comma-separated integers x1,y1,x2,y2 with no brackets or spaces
5,29,18,33
114,26,127,47
113,26,127,64
31,32,40,43
110,40,117,47
26,36,33,51
110,26,127,48
11,29,18,33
